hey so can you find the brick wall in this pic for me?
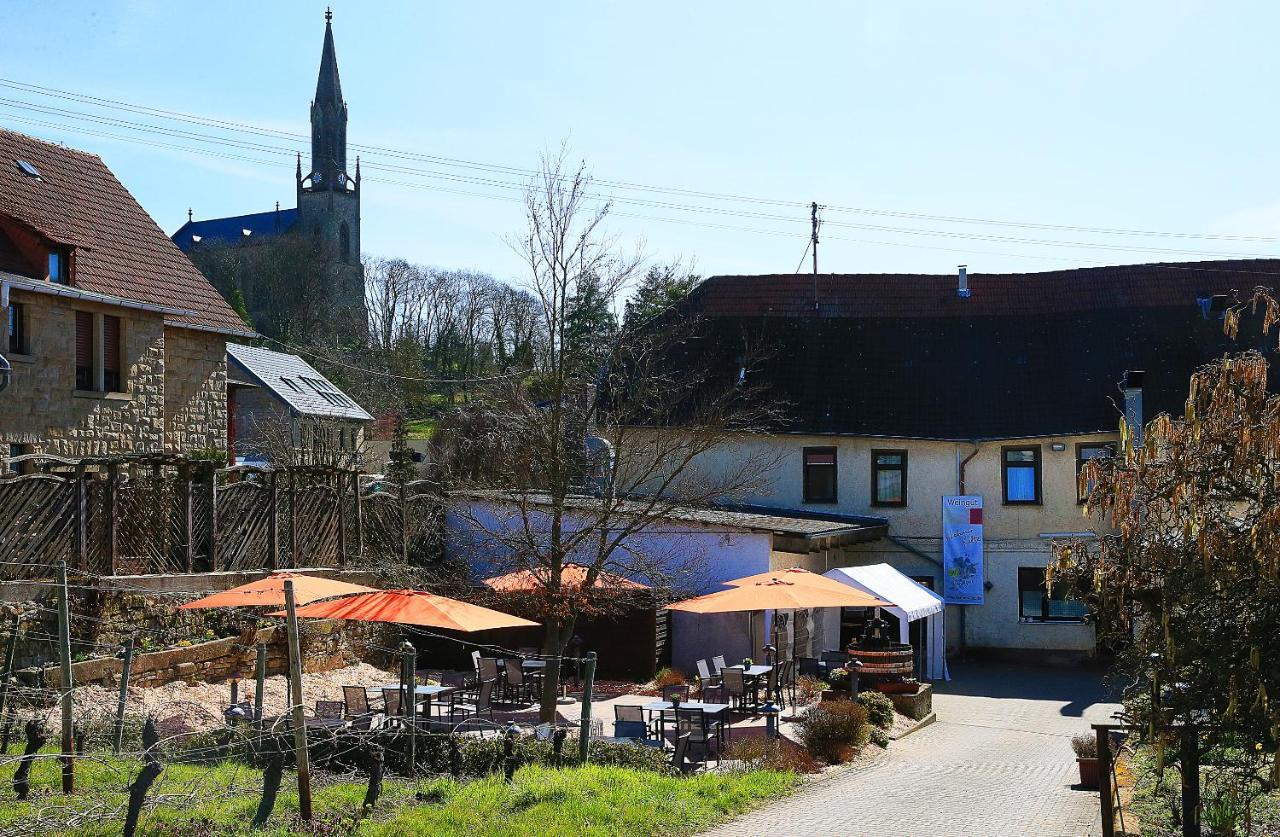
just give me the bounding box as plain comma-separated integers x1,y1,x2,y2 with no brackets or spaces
162,326,228,454
0,290,166,456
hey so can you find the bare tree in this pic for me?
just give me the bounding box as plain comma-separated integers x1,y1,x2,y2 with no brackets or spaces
238,409,368,470
439,148,781,721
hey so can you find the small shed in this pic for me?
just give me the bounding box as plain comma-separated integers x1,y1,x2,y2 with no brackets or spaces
823,564,949,681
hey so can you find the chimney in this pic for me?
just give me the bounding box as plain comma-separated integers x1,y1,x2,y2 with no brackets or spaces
957,265,971,298
1123,370,1145,449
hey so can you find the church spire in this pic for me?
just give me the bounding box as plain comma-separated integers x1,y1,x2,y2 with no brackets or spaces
308,8,348,191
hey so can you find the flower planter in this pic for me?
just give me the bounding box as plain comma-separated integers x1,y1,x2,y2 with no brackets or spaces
875,681,920,695
1076,757,1099,789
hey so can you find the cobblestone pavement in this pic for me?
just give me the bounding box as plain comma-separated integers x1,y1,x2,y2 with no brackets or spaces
704,663,1123,837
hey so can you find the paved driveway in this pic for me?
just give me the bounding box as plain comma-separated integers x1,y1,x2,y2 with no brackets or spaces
704,663,1122,837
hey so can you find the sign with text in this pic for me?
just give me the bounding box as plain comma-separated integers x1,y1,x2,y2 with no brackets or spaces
942,495,984,605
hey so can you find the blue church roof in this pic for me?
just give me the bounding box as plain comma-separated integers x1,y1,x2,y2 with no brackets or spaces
171,208,299,252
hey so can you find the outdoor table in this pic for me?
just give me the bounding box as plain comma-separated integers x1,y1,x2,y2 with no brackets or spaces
725,665,772,708
642,700,731,746
374,683,458,718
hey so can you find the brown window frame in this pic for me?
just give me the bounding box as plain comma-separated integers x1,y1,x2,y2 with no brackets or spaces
870,449,908,507
802,446,838,504
1001,445,1042,505
7,301,25,355
1075,442,1114,504
75,311,94,390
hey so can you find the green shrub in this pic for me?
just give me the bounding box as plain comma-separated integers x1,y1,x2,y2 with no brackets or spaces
857,690,895,730
653,667,687,688
796,700,870,763
869,728,890,749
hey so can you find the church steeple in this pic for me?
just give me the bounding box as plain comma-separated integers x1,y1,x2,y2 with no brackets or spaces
307,8,349,192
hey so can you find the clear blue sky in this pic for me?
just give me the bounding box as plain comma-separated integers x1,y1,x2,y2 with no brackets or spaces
6,1,1280,287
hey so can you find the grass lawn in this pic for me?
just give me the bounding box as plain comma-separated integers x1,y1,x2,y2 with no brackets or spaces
404,418,435,439
0,750,795,836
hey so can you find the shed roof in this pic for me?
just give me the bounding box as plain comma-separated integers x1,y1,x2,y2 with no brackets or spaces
0,128,253,336
226,343,372,421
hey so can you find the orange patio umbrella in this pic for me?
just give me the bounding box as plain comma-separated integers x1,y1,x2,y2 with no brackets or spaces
666,578,890,659
484,563,649,592
273,589,539,632
724,567,876,596
178,571,378,610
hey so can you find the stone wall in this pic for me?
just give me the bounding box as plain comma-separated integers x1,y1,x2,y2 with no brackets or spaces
163,326,228,454
0,289,166,457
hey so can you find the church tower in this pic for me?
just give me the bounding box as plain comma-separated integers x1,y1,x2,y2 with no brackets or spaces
297,9,364,328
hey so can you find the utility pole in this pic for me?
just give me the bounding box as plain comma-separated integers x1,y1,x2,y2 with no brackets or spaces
810,201,821,312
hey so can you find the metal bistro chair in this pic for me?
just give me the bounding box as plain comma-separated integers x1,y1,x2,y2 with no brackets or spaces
381,688,405,728
478,656,501,685
343,685,379,716
796,656,822,680
676,707,718,764
720,667,748,713
780,659,798,707
615,703,655,739
820,650,848,679
449,677,496,723
711,655,728,676
504,658,533,704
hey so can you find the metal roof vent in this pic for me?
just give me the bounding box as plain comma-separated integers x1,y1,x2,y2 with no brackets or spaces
15,160,42,181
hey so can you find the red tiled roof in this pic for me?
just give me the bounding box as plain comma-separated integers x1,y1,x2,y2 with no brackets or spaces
698,261,1280,319
0,128,253,335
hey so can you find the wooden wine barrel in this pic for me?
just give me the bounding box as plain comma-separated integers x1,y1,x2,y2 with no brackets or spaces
848,643,914,677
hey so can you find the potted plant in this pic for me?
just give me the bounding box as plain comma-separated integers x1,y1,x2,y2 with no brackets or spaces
1071,733,1099,788
821,667,850,701
741,657,754,669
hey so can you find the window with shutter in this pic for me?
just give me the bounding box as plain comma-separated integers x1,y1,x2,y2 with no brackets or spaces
75,311,93,390
102,315,121,392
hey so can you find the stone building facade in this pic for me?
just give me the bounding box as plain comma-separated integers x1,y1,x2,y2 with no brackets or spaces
0,127,254,465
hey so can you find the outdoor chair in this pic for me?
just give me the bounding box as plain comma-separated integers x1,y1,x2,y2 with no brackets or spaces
471,649,482,673
478,656,500,684
661,683,691,703
315,700,345,720
615,703,653,738
504,659,532,704
820,650,848,677
614,720,664,748
439,670,470,687
796,656,821,679
381,688,404,727
671,733,699,773
676,708,718,764
342,685,379,717
780,659,798,707
765,665,783,710
449,677,495,723
711,655,728,676
721,667,748,712
695,658,718,686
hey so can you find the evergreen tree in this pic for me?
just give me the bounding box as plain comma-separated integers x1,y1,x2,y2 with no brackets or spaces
563,272,618,381
623,264,700,329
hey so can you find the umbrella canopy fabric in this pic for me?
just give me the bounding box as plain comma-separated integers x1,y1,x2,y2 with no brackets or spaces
723,567,872,596
484,563,649,592
178,571,378,610
666,579,891,613
275,589,539,632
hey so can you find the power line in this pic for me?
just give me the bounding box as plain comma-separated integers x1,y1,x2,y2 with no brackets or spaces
1,75,1277,245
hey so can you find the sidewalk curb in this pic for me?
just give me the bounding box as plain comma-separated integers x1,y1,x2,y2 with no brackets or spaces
890,711,936,740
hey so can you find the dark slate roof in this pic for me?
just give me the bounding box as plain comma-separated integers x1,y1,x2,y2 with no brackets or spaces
683,261,1280,440
0,128,254,335
227,343,372,421
171,208,299,252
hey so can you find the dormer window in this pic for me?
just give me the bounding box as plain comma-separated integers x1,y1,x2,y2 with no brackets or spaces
48,249,68,285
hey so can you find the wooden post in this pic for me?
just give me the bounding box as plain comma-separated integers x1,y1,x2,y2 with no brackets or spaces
56,560,74,793
105,462,118,575
1180,724,1200,837
113,637,134,754
336,471,347,568
284,580,312,820
398,478,409,565
353,473,363,564
122,717,163,837
0,613,19,753
288,469,298,568
254,642,267,727
180,464,194,573
1095,724,1114,837
206,462,219,571
74,463,87,571
577,651,597,764
400,641,417,772
268,471,279,571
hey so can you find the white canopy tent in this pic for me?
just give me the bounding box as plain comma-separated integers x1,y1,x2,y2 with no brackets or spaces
823,564,950,681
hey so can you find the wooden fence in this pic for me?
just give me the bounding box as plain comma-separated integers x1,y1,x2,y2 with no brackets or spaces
0,454,440,580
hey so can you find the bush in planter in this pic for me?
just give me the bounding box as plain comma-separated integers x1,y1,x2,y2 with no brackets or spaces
796,701,870,763
857,690,895,730
1070,733,1097,759
826,667,850,691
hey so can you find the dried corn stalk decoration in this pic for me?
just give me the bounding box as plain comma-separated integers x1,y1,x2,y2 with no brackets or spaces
1050,288,1280,805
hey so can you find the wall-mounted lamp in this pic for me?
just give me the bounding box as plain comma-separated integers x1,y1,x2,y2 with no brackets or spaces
1050,442,1067,452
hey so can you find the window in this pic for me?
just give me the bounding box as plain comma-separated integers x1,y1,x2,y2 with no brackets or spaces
7,302,25,354
74,311,123,393
802,446,837,503
1076,443,1114,503
871,449,907,506
280,377,303,393
48,249,68,284
1002,446,1042,504
1018,567,1088,621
